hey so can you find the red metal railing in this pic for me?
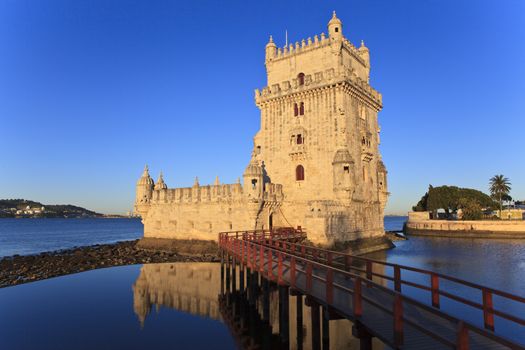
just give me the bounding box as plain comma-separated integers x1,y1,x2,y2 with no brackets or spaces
218,229,525,350
265,239,525,332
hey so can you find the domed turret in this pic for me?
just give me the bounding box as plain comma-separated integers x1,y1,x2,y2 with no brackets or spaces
359,40,370,65
243,159,264,199
332,149,353,164
154,171,167,190
328,11,343,41
137,165,154,187
265,35,277,62
135,165,154,215
244,159,264,177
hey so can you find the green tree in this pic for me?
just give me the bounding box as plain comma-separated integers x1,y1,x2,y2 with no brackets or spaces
412,185,497,218
458,198,483,220
489,175,511,217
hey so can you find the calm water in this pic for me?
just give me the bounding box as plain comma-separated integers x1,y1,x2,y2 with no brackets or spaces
0,263,237,350
1,216,524,347
0,217,406,258
383,215,407,232
0,218,143,257
366,236,525,345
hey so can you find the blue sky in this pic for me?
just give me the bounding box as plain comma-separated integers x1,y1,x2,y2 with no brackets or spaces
1,0,524,215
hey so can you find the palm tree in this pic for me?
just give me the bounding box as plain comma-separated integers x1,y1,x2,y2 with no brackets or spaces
489,175,511,218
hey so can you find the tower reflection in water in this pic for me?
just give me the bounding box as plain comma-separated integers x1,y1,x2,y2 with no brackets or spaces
133,261,385,349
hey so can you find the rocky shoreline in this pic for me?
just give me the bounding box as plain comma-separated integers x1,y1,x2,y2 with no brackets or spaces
0,239,219,288
1,233,403,289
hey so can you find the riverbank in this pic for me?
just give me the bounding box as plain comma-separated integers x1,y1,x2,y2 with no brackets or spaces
0,233,399,288
0,239,219,288
406,212,525,238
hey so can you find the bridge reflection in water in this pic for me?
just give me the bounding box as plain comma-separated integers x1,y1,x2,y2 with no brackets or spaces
220,257,386,350
132,262,378,349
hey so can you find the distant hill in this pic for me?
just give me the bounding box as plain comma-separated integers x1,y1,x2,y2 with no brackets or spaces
0,199,103,218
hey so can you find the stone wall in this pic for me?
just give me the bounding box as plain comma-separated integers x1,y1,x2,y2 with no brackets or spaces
406,211,525,238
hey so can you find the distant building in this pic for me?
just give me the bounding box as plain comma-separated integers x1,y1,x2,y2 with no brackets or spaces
135,13,388,245
494,209,524,220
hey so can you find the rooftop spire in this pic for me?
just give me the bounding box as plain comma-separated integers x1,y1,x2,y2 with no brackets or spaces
214,176,220,186
328,10,343,38
154,171,167,190
137,164,154,186
193,176,200,187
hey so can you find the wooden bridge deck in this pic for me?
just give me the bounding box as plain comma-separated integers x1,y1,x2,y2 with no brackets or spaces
219,229,525,350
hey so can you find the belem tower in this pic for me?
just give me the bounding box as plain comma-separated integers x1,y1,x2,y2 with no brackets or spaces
135,12,389,246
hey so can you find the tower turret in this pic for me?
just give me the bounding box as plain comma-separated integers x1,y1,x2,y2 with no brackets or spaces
328,11,343,41
332,149,355,198
154,171,167,190
243,159,264,199
135,165,154,217
359,40,369,62
265,35,277,62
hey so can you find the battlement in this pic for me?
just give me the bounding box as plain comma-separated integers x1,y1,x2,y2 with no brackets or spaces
263,183,284,202
254,66,382,107
151,183,243,204
149,181,284,204
268,33,367,67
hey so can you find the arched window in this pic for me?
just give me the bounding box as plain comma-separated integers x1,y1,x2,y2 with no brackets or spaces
296,165,305,181
297,134,303,144
297,72,305,86
299,102,304,115
294,103,298,116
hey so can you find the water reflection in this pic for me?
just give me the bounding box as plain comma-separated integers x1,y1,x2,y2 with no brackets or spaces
133,263,221,325
132,262,381,349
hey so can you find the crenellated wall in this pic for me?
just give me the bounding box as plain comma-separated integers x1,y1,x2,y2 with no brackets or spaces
137,177,285,240
152,183,244,204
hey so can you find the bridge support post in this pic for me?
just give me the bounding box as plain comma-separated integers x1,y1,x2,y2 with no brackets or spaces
239,264,245,293
352,321,373,350
262,279,270,322
322,306,330,350
279,285,290,345
310,301,321,350
232,256,237,292
249,271,259,306
296,293,303,348
246,267,251,301
220,255,225,295
225,254,231,294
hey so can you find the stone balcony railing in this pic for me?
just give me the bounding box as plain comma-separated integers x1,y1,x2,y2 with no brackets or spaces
255,68,382,106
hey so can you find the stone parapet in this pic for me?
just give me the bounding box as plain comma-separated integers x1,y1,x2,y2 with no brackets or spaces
268,33,366,66
255,69,382,108
149,182,284,205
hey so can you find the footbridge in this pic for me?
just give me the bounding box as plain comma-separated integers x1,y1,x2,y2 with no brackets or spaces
218,228,525,350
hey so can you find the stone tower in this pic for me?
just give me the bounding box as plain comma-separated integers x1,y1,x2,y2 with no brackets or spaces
253,12,388,243
134,12,388,247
